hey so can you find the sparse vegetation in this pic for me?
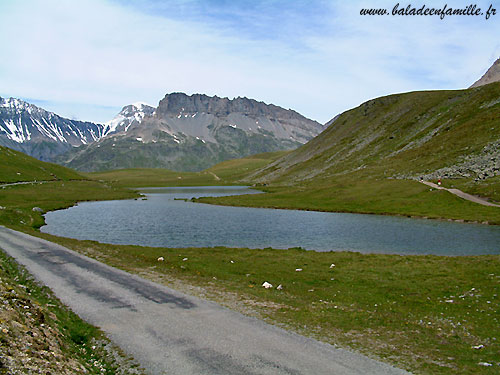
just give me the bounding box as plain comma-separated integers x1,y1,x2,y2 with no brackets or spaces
0,248,144,374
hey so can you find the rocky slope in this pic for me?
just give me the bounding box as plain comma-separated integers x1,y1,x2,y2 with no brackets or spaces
470,57,500,88
247,83,500,184
102,102,155,136
0,97,105,161
0,249,144,374
58,93,324,172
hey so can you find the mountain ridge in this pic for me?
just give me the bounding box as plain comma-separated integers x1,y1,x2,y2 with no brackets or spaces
470,57,500,87
0,97,105,161
56,93,323,172
246,83,500,185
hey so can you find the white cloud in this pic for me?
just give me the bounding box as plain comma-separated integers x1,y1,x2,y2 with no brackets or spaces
0,0,499,123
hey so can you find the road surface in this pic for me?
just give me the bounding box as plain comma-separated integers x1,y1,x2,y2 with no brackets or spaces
0,226,410,375
420,181,500,208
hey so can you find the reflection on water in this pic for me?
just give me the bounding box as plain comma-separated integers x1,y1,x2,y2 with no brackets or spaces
42,186,500,256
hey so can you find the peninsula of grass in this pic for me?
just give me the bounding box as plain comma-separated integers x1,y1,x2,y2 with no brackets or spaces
0,180,138,230
195,176,500,225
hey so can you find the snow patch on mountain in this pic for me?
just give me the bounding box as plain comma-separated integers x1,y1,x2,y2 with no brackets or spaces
103,102,155,136
0,96,107,160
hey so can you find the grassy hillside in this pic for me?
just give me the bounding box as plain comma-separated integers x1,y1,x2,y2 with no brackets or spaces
0,145,138,229
87,151,289,187
249,83,500,185
200,84,500,223
0,146,83,183
56,125,300,173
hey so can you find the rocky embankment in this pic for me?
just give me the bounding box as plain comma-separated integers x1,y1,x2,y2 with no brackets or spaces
0,250,144,374
399,140,500,181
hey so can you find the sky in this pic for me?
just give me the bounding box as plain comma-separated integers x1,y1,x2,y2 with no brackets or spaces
0,0,499,124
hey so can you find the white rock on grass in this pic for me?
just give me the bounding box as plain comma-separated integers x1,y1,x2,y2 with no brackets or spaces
478,362,492,367
295,268,303,272
330,263,335,268
277,284,283,290
157,257,164,262
262,282,273,289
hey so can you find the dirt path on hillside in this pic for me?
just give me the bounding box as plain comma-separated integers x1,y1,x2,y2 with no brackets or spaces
208,171,221,180
420,181,500,208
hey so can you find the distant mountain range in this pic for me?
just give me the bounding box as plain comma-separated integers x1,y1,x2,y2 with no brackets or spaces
0,97,105,161
0,94,323,171
57,93,323,172
0,93,323,171
3,56,498,173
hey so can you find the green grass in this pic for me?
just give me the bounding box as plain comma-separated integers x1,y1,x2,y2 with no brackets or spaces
0,146,83,183
230,84,500,224
196,177,500,224
86,151,288,188
206,150,290,181
0,149,498,373
0,180,138,230
252,84,500,185
0,248,144,374
30,232,500,375
443,176,500,204
86,168,222,188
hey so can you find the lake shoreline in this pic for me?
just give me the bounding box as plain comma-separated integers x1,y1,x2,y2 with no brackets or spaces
41,186,500,256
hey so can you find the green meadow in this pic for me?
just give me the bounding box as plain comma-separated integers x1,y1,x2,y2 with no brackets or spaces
1,83,500,375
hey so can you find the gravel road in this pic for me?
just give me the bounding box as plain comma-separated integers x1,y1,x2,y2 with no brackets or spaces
420,181,500,208
0,226,410,375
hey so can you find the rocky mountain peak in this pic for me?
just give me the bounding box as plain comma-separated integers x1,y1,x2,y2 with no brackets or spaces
155,93,311,121
470,57,500,88
0,96,105,161
103,102,155,136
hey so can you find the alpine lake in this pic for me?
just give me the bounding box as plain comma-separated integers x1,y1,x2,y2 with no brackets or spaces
41,186,500,256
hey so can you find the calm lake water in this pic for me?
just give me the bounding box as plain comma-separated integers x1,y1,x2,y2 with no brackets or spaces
41,186,500,256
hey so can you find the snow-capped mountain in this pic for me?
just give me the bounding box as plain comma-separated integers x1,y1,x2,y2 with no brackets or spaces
103,102,155,136
2,94,324,172
0,97,105,161
57,93,324,172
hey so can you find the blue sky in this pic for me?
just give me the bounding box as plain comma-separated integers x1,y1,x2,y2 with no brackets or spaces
0,0,499,123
